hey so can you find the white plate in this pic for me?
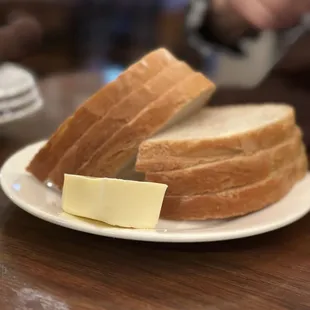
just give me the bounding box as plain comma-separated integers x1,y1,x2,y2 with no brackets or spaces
0,63,36,99
0,98,43,126
0,87,41,111
1,141,310,243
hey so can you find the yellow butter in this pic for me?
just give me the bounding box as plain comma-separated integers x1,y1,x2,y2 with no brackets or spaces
62,174,168,229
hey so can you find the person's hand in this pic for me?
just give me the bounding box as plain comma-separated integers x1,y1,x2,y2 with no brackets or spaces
230,0,310,29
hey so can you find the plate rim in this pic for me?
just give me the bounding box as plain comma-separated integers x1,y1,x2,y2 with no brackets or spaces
1,141,310,243
0,98,43,126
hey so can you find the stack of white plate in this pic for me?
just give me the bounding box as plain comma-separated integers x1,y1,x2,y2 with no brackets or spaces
0,63,43,126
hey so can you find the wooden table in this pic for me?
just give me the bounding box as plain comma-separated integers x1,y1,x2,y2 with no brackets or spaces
1,72,310,310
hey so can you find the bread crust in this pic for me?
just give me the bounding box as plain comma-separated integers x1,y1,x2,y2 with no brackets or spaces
145,127,303,195
160,151,308,220
27,48,177,181
136,104,296,172
48,62,194,188
76,73,216,182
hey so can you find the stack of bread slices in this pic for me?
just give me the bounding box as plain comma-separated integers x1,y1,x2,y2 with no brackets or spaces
27,48,215,187
136,105,308,220
27,48,307,221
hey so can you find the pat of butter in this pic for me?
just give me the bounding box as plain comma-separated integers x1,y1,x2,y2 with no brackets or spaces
62,174,168,229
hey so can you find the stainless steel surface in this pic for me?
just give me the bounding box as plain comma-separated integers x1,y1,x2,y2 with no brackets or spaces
213,16,310,89
255,17,310,86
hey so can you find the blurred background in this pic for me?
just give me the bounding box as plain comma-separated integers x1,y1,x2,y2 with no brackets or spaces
3,0,310,166
0,0,278,87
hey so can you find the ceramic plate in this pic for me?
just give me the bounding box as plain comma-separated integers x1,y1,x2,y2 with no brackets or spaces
0,63,36,99
1,141,310,243
0,87,41,112
0,98,43,126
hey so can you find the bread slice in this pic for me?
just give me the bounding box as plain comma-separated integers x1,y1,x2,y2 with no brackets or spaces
136,104,296,172
75,73,216,183
48,61,194,188
160,150,308,220
145,127,302,195
26,48,177,182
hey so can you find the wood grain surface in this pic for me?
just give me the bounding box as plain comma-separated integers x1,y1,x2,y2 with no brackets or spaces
1,72,310,310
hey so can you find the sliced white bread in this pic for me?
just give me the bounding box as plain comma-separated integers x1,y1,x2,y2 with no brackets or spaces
27,48,177,182
136,104,296,172
146,127,302,195
49,61,195,188
75,73,216,183
160,150,308,220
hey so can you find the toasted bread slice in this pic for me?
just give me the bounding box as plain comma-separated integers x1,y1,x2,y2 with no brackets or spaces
145,127,302,195
49,61,194,188
75,73,216,183
27,48,177,181
136,104,296,172
160,150,308,220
